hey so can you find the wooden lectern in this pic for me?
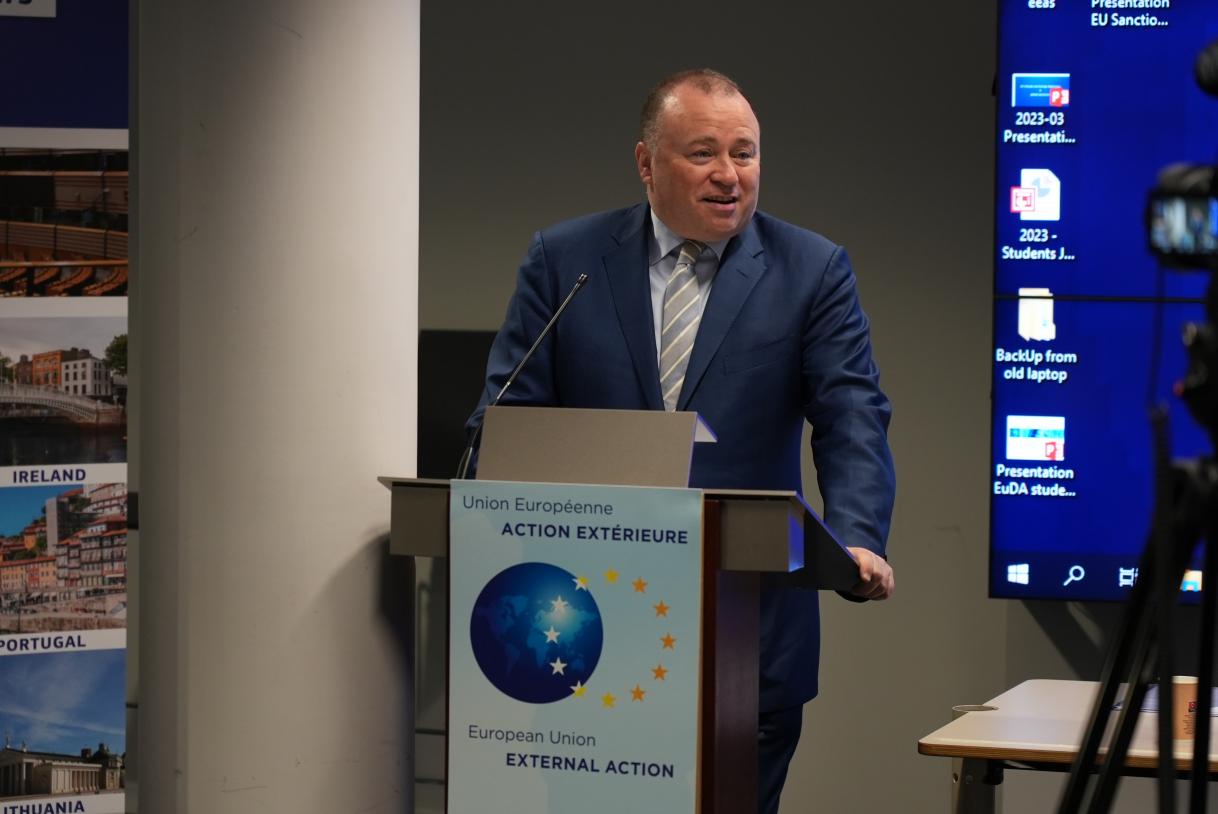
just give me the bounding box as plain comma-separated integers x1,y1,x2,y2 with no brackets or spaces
381,406,858,814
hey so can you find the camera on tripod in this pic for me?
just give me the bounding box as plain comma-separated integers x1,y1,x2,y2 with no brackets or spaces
1146,41,1218,273
1148,165,1218,272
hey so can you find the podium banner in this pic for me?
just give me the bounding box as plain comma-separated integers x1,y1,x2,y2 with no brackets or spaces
448,479,703,814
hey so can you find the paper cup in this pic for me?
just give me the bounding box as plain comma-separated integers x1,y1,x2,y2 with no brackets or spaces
1172,676,1199,740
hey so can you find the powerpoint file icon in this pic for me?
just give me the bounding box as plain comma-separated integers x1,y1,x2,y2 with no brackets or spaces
1011,73,1071,108
1011,169,1061,221
1018,288,1056,341
1006,415,1065,461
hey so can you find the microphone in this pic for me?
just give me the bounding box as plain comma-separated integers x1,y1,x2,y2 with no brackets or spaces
455,272,589,479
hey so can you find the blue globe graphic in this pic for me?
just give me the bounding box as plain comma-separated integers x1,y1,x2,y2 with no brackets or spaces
470,562,604,704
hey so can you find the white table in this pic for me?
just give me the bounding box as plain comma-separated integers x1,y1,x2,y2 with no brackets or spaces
918,679,1218,813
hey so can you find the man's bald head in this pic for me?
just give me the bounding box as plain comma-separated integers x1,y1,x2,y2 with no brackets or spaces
639,69,749,151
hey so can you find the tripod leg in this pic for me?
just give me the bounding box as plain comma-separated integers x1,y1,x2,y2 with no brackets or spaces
1086,625,1160,814
1189,499,1218,814
1092,455,1203,814
1058,540,1158,814
1156,477,1183,814
1067,409,1178,814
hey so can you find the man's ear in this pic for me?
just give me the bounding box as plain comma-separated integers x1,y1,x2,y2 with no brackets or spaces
635,141,653,188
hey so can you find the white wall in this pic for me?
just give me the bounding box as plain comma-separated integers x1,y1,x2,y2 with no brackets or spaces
133,1,419,811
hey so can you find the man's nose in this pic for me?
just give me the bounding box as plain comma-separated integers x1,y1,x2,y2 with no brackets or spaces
710,156,738,186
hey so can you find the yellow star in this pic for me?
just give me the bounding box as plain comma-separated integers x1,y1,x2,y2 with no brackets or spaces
631,684,646,702
570,681,587,697
601,692,616,708
574,576,590,592
653,600,669,617
604,569,619,584
632,577,648,593
544,626,560,644
661,633,676,650
652,664,668,681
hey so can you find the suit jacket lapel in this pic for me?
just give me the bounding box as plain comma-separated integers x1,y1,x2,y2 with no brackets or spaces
677,220,767,411
603,206,664,410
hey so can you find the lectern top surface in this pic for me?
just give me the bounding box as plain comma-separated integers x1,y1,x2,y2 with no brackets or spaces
377,476,449,489
378,476,808,505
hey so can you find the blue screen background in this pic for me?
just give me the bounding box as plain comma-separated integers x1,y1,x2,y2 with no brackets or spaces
992,2,1218,600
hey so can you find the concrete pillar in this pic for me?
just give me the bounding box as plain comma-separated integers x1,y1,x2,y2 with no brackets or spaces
133,1,419,810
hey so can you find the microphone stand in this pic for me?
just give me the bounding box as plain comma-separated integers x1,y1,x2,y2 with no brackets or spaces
455,272,588,480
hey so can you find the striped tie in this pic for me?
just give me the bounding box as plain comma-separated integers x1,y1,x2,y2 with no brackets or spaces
659,240,706,411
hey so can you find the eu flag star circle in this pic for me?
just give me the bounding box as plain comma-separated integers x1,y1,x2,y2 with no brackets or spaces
469,562,605,703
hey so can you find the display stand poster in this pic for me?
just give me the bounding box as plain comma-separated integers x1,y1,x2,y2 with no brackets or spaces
0,3,131,809
448,479,703,814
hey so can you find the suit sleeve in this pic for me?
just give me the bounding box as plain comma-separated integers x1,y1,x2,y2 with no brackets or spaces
464,231,562,443
800,245,895,558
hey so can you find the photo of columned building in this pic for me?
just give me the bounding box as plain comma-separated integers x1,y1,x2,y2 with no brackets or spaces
0,742,123,797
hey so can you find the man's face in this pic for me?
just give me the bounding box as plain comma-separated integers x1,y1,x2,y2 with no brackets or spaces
635,84,761,243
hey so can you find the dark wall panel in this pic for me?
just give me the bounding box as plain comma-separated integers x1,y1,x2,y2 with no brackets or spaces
417,329,495,478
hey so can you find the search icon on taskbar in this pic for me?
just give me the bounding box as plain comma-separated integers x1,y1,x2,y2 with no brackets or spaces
1063,565,1085,587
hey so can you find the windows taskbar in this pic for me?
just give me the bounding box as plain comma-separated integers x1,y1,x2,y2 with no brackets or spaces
991,550,1205,602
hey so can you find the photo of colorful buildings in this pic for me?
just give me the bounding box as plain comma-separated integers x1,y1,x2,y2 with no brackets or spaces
0,484,126,633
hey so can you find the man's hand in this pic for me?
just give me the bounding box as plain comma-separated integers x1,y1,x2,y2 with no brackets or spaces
846,547,894,601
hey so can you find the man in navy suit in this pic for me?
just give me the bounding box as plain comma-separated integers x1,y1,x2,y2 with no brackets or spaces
468,69,895,813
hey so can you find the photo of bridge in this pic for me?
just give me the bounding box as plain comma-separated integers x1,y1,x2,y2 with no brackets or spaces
1,383,122,426
0,316,126,467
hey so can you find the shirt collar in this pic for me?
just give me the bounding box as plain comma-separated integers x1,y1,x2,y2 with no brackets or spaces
648,210,731,265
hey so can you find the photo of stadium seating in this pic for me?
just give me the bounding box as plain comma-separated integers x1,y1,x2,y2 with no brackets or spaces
0,149,127,298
